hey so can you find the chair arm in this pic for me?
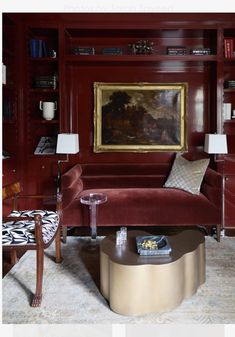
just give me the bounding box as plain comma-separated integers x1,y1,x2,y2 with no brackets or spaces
201,168,222,209
61,164,84,209
13,194,57,210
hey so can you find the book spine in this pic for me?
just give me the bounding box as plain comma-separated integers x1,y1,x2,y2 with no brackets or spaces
38,39,43,58
224,38,233,58
30,39,38,57
42,40,48,57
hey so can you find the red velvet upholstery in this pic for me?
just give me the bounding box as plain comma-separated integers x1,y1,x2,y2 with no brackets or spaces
61,163,222,230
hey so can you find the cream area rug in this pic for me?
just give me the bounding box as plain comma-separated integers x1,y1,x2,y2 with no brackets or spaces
2,235,235,324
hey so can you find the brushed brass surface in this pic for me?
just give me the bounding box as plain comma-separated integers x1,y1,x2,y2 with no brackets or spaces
100,230,205,315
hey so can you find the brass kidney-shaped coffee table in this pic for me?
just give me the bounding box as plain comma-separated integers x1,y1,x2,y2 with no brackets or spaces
100,230,205,316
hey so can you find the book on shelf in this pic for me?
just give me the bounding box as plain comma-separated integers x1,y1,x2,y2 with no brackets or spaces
71,47,95,55
102,47,123,55
190,48,211,55
30,39,50,57
224,80,235,89
136,235,172,256
34,136,57,155
167,46,187,55
224,38,234,58
33,75,57,89
223,103,232,120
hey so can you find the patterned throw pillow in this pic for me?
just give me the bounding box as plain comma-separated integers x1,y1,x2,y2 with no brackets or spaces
164,155,210,195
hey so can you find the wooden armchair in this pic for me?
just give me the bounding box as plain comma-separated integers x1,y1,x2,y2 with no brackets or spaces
2,182,62,307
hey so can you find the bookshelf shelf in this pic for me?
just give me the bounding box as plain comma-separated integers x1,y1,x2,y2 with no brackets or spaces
30,57,58,62
224,88,235,93
32,119,59,124
29,88,59,93
65,54,217,63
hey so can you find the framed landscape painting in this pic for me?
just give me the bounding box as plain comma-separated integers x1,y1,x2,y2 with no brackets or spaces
94,82,188,152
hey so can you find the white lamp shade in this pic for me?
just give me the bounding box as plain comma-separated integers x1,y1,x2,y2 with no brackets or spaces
56,133,79,154
204,134,228,154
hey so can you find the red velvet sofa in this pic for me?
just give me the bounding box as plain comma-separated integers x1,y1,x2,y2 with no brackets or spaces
61,162,222,240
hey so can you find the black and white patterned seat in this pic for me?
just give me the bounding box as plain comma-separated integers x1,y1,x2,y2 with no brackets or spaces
2,210,59,246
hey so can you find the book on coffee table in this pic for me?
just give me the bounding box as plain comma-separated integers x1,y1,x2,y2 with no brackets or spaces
136,235,172,256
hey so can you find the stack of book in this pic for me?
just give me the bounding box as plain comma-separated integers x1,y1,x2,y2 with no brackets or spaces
167,46,187,55
34,137,57,155
190,48,211,55
33,75,57,89
102,47,123,55
71,47,95,55
136,235,172,256
224,80,235,89
30,39,48,58
224,38,234,58
223,103,232,120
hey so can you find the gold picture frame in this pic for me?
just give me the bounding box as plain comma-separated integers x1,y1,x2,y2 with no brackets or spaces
94,82,188,152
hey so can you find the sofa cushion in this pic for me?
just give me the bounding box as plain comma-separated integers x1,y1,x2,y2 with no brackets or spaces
74,188,220,226
163,155,210,195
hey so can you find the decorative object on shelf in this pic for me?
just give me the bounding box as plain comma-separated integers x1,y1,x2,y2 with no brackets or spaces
39,101,57,120
136,235,172,256
204,133,228,232
49,49,56,58
189,48,211,55
33,75,57,89
167,46,187,55
34,136,57,155
2,63,6,84
94,82,188,152
224,80,235,89
102,47,123,55
232,110,235,119
223,102,232,120
3,150,10,159
128,40,154,55
56,133,79,186
71,47,95,55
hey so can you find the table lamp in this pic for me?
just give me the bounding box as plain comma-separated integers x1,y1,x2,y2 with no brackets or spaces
204,133,228,234
204,133,228,161
56,133,79,189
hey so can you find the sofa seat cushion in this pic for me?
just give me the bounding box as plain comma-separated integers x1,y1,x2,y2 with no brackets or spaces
2,210,59,245
64,188,220,227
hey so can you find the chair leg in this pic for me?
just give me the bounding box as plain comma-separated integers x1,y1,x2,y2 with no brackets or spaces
55,229,63,263
31,247,44,307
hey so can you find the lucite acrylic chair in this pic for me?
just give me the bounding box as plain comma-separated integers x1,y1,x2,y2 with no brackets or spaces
2,182,62,307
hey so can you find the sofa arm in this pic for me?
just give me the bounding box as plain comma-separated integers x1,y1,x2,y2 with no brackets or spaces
201,168,222,209
61,164,83,209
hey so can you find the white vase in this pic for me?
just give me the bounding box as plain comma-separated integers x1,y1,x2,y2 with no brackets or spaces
39,101,57,120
